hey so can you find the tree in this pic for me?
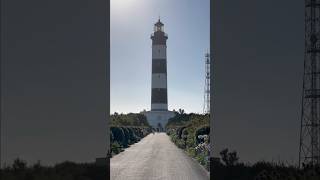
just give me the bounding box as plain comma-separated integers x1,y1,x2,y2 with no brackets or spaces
178,109,185,115
219,148,239,166
12,158,27,171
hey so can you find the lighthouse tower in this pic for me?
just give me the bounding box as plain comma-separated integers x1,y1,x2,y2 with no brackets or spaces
143,19,175,131
151,19,168,111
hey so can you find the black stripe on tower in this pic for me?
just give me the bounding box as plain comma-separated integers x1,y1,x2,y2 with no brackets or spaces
151,31,167,45
152,59,167,73
151,88,167,103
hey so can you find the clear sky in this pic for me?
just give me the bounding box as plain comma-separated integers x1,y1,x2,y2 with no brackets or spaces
110,0,210,114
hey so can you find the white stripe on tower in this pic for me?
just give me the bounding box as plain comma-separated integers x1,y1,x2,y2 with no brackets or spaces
152,73,167,88
151,104,167,110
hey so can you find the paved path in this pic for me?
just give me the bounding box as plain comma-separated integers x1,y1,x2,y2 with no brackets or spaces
110,133,209,180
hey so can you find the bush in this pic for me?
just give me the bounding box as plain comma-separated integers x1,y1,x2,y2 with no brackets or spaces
2,161,107,180
220,148,239,167
110,126,152,156
111,127,125,148
12,158,27,172
167,113,210,171
195,126,210,144
111,113,150,127
121,127,130,147
111,142,121,155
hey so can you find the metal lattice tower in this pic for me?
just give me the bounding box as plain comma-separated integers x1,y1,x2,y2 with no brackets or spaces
203,52,210,114
299,0,320,167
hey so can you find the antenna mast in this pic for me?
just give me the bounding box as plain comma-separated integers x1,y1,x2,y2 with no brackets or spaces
203,52,211,114
299,0,320,167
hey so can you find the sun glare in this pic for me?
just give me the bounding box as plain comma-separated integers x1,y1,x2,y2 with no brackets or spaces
111,0,135,12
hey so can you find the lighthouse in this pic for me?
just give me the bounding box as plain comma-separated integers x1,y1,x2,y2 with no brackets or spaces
151,19,168,111
143,19,175,131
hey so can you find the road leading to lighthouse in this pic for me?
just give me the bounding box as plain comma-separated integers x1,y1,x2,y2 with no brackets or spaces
110,133,209,180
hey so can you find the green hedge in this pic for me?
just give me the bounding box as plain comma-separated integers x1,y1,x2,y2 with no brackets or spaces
110,126,152,156
166,113,210,170
195,126,210,144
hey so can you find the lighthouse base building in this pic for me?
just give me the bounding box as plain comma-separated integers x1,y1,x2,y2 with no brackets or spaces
143,19,175,131
144,111,175,131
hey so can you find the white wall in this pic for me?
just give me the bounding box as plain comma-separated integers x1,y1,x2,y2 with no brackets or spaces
151,73,167,88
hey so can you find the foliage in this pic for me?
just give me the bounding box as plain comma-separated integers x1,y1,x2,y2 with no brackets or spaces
212,158,320,180
166,113,210,170
110,126,151,156
12,158,27,171
219,148,239,166
210,150,320,180
111,142,121,154
1,159,107,180
165,112,191,128
195,126,210,144
111,113,150,127
109,113,152,156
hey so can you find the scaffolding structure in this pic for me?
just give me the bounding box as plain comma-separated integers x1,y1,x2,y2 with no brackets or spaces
299,0,320,167
203,52,211,114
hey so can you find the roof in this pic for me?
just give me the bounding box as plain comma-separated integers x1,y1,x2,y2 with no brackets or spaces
155,19,164,27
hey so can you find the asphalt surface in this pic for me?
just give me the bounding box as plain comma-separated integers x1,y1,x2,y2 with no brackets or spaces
110,133,210,180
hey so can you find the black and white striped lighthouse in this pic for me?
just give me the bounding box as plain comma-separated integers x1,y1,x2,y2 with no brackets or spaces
151,19,168,111
143,19,175,131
